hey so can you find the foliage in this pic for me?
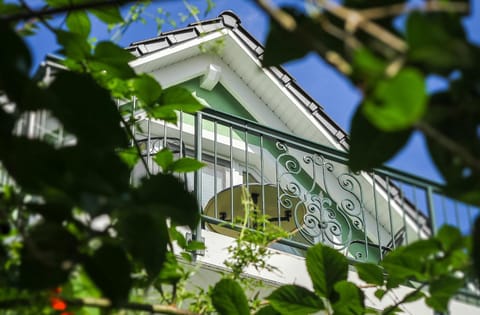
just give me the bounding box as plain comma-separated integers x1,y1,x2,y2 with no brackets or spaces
0,0,478,315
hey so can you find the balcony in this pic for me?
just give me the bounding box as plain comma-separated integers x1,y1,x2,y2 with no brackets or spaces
128,108,479,264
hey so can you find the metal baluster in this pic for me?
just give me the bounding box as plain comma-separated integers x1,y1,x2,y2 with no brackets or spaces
245,129,249,190
372,172,383,260
193,112,203,249
214,121,218,218
386,177,395,249
229,126,234,224
260,135,265,228
426,186,437,235
399,182,409,245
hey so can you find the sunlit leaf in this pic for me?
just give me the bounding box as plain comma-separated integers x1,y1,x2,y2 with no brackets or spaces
363,68,427,131
154,148,174,172
348,107,412,171
268,285,324,315
332,281,365,315
66,11,91,38
306,244,348,299
212,279,249,315
90,7,123,24
170,157,205,173
354,263,384,286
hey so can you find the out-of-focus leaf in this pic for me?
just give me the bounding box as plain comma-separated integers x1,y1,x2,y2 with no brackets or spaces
268,285,324,315
48,71,127,149
56,30,91,60
117,146,139,168
90,7,124,24
256,305,281,315
155,252,183,285
134,173,199,229
348,107,412,171
212,279,250,315
129,74,162,107
154,148,174,172
436,225,464,252
354,263,384,286
352,48,387,88
474,217,480,284
84,243,132,305
332,281,365,315
90,41,136,79
263,8,343,67
170,157,205,173
19,222,78,290
406,12,473,74
306,244,348,299
117,209,168,278
66,11,91,38
0,21,31,74
426,275,464,312
363,68,427,131
158,86,204,111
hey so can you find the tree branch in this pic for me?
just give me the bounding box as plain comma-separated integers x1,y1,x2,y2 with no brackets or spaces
253,0,353,75
359,1,470,20
415,121,480,173
0,0,134,23
315,0,407,53
120,114,151,177
0,296,199,315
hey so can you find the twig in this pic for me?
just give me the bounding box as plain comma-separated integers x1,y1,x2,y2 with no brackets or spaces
17,0,56,33
315,0,408,53
119,114,151,177
415,121,480,173
0,296,199,315
359,1,469,20
382,283,426,315
253,0,353,75
1,0,134,23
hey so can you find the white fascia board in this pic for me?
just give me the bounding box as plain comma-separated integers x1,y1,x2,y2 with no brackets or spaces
129,30,228,73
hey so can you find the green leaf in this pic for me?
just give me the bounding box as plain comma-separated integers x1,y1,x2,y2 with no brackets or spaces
363,68,427,131
48,71,127,149
406,12,472,74
84,243,132,305
117,209,168,278
56,30,91,60
436,225,464,252
134,173,199,229
66,11,91,38
90,41,136,79
170,157,205,173
117,146,140,168
474,217,480,283
374,289,386,300
129,74,162,107
332,281,365,315
211,279,250,315
352,48,387,87
426,275,464,312
90,7,123,24
159,86,204,111
155,252,183,285
256,305,281,315
268,285,324,315
354,263,384,286
348,107,412,171
306,244,348,298
154,148,174,172
0,21,31,75
19,222,78,290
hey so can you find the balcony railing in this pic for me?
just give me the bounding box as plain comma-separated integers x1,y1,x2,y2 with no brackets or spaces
130,108,479,265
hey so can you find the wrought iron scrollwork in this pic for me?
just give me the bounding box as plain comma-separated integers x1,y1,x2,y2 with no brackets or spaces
275,141,367,259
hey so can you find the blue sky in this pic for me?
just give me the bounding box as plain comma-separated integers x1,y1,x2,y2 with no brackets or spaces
25,0,480,183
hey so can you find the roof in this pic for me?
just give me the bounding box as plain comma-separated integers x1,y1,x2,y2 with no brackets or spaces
127,11,349,149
